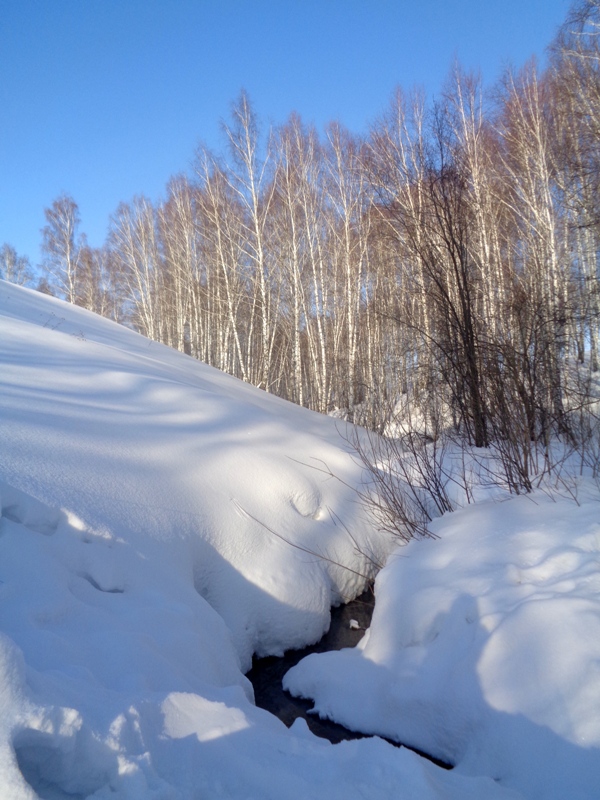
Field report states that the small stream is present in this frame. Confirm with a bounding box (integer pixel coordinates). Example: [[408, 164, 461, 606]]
[[246, 588, 451, 769], [247, 588, 375, 744]]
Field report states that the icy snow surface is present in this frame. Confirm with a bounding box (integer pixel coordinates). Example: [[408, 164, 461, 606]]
[[0, 281, 519, 798]]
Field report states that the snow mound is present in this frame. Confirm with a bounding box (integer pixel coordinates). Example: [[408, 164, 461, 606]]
[[285, 483, 600, 799]]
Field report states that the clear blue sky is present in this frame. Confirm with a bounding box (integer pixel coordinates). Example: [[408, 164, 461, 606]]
[[1, 0, 572, 271]]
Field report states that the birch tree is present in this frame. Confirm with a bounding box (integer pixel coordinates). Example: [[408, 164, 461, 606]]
[[0, 244, 33, 286], [222, 92, 277, 390], [41, 194, 83, 304]]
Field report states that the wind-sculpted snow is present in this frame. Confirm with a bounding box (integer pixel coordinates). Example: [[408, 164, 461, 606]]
[[0, 281, 520, 798]]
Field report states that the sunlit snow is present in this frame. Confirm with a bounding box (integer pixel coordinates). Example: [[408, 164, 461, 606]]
[[1, 280, 598, 798]]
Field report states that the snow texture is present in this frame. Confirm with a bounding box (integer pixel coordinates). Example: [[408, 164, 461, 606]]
[[0, 281, 519, 798]]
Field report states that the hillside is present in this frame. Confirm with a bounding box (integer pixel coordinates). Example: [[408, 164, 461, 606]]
[[0, 281, 518, 799]]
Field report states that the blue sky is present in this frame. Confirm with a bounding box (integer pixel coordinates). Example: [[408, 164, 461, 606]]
[[1, 0, 572, 270]]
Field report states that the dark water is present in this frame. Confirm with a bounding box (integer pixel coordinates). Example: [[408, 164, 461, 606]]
[[246, 588, 452, 769], [247, 589, 375, 743]]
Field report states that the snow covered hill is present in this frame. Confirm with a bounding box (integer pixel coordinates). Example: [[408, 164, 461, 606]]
[[0, 281, 520, 799], [0, 281, 392, 671]]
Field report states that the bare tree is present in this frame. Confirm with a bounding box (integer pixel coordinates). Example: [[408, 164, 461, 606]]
[[0, 243, 33, 286], [222, 91, 278, 391], [109, 197, 163, 342], [41, 194, 83, 303]]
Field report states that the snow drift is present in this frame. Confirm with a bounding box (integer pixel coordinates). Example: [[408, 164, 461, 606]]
[[285, 472, 600, 799]]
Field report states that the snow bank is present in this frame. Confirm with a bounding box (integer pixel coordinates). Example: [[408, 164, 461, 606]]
[[285, 481, 600, 799], [0, 281, 517, 798]]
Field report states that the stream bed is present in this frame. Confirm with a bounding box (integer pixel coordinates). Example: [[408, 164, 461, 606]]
[[247, 588, 375, 744], [246, 588, 451, 769]]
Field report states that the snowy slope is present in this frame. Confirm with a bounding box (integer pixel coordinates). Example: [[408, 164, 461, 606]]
[[0, 281, 390, 668], [0, 281, 518, 799]]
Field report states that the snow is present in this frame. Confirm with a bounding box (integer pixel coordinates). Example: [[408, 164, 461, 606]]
[[0, 280, 520, 798], [0, 282, 388, 670], [284, 483, 600, 799]]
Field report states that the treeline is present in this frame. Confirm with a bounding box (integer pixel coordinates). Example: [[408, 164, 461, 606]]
[[11, 2, 600, 469]]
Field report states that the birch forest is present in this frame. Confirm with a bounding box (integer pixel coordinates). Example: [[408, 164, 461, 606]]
[[15, 2, 600, 490]]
